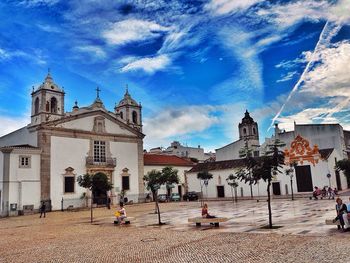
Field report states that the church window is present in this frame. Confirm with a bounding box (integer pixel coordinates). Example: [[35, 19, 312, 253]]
[[253, 128, 256, 135], [19, 156, 31, 168], [132, 111, 137, 124], [50, 97, 58, 113], [243, 128, 247, 135], [120, 112, 123, 119], [64, 176, 75, 193], [34, 98, 39, 114], [46, 101, 50, 112], [94, 141, 106, 163], [122, 176, 130, 190]]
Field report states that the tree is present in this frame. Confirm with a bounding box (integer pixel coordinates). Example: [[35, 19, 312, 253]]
[[143, 167, 179, 225], [197, 170, 213, 207], [237, 138, 285, 229], [226, 174, 239, 203], [237, 140, 258, 199], [335, 159, 350, 188], [77, 172, 113, 223]]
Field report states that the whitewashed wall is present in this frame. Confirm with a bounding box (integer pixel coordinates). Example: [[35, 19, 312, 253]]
[[144, 165, 191, 195], [50, 136, 90, 210], [110, 141, 139, 202]]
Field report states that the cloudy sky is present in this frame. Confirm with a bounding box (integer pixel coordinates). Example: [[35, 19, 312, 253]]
[[0, 0, 350, 151]]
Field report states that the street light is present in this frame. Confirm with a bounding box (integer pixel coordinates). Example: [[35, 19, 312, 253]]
[[327, 173, 331, 188]]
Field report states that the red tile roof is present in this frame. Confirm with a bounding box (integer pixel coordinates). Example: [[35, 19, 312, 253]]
[[144, 154, 194, 167]]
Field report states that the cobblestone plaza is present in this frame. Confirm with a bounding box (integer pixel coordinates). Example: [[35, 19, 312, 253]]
[[1, 198, 350, 263]]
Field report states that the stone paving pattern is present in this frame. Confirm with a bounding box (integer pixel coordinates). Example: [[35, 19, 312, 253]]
[[0, 197, 350, 263]]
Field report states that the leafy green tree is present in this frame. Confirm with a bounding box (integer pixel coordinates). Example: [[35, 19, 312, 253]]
[[335, 159, 350, 188], [237, 139, 285, 228], [143, 167, 179, 225], [77, 172, 113, 223], [197, 170, 213, 206], [226, 174, 239, 203]]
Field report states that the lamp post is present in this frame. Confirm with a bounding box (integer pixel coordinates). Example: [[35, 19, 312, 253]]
[[290, 173, 294, 201], [327, 173, 331, 188]]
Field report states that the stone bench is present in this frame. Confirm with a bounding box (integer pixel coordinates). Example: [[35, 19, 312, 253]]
[[188, 217, 229, 227], [114, 217, 135, 225]]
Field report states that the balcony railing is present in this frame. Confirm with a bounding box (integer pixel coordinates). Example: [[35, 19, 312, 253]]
[[86, 156, 116, 167]]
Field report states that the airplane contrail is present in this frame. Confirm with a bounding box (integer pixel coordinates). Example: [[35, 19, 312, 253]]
[[268, 21, 342, 131]]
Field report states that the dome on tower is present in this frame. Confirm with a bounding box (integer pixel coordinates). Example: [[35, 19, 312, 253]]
[[241, 110, 254, 124], [117, 87, 138, 107], [37, 71, 63, 92]]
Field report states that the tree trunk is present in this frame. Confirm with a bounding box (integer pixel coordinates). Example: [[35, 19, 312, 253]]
[[267, 179, 272, 228], [153, 190, 162, 225], [231, 186, 234, 204], [90, 192, 93, 224], [152, 191, 157, 213]]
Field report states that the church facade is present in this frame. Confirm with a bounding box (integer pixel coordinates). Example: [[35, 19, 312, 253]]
[[186, 112, 350, 199], [0, 72, 144, 216]]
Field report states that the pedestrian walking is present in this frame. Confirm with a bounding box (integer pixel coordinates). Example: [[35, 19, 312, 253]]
[[39, 201, 46, 218]]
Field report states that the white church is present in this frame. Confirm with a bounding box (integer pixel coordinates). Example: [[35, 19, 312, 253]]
[[0, 72, 145, 216], [187, 111, 350, 199]]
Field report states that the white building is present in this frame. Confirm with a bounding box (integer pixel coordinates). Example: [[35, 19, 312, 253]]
[[0, 72, 145, 216], [144, 154, 194, 198], [216, 110, 260, 161], [186, 114, 350, 199], [150, 141, 214, 162]]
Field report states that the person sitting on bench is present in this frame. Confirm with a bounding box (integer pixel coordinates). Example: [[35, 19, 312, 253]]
[[116, 203, 127, 224], [202, 203, 216, 219], [333, 198, 348, 230]]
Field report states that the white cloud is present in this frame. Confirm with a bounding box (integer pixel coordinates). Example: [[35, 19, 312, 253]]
[[276, 71, 298, 83], [37, 24, 61, 33], [19, 0, 60, 7], [75, 46, 106, 59], [120, 54, 171, 74], [143, 105, 219, 142], [102, 19, 170, 45], [205, 0, 261, 15]]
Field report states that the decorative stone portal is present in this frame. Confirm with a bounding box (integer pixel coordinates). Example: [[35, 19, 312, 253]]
[[284, 135, 321, 166]]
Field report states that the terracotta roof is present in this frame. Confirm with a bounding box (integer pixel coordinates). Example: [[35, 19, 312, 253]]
[[319, 148, 334, 160], [144, 154, 194, 167]]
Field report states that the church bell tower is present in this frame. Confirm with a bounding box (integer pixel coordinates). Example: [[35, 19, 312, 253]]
[[30, 70, 65, 126], [238, 110, 259, 141]]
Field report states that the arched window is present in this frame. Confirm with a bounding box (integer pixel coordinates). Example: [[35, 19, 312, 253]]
[[34, 98, 39, 114], [50, 97, 57, 113], [132, 111, 137, 124], [46, 101, 50, 112], [120, 111, 123, 119], [243, 128, 247, 135], [253, 128, 256, 135]]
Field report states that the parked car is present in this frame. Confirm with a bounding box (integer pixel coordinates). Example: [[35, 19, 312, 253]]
[[183, 191, 199, 201], [170, 193, 181, 202], [157, 194, 168, 202]]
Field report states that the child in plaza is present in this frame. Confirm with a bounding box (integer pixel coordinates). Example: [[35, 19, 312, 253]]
[[115, 203, 127, 224], [202, 203, 216, 218]]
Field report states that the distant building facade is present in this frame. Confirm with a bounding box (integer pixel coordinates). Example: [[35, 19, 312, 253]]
[[186, 112, 350, 199], [144, 154, 194, 198]]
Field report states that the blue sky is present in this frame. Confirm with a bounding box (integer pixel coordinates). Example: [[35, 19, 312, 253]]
[[0, 0, 350, 151]]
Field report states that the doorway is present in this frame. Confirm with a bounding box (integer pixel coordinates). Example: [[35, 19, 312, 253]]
[[272, 182, 281, 195], [217, 186, 225, 198], [335, 170, 342, 190], [295, 165, 313, 192]]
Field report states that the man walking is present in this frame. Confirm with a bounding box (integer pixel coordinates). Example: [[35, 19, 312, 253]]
[[39, 201, 46, 218]]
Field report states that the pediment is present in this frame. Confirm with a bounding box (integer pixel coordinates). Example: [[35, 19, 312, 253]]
[[46, 111, 142, 137]]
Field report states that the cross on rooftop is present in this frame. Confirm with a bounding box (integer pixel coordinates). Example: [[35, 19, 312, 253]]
[[96, 86, 101, 98]]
